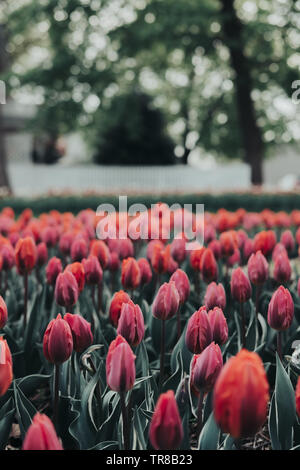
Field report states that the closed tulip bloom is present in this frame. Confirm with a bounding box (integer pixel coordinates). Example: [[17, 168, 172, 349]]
[[66, 262, 85, 292], [170, 269, 190, 305], [296, 376, 300, 419], [185, 307, 213, 354], [54, 271, 79, 308], [190, 342, 223, 394], [273, 253, 291, 284], [15, 237, 37, 275], [82, 255, 103, 285], [226, 248, 241, 268], [117, 302, 145, 346], [208, 239, 222, 261], [214, 349, 269, 439], [167, 256, 178, 275], [90, 240, 110, 269], [0, 296, 8, 329], [267, 285, 294, 331], [280, 230, 294, 253], [46, 257, 63, 286], [0, 337, 13, 396], [149, 390, 183, 450], [23, 413, 63, 450], [121, 257, 141, 290], [220, 231, 236, 257], [36, 242, 48, 267], [71, 237, 88, 262], [1, 244, 15, 270], [190, 246, 205, 271], [109, 290, 132, 327], [253, 230, 276, 257], [106, 335, 136, 392], [272, 242, 288, 262], [231, 268, 252, 303], [43, 314, 73, 364], [151, 243, 170, 274], [152, 281, 180, 321], [208, 307, 228, 345], [64, 313, 93, 352], [243, 238, 254, 262], [118, 238, 134, 260], [59, 231, 74, 256], [146, 239, 164, 261], [41, 227, 59, 248], [200, 248, 218, 283], [170, 238, 186, 264], [137, 258, 152, 285], [247, 251, 268, 285], [108, 251, 120, 272], [204, 282, 226, 311]]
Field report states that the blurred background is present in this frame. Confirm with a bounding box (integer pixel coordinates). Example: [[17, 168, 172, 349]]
[[0, 0, 300, 197]]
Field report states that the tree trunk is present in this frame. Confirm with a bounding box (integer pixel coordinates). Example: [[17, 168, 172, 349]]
[[0, 25, 11, 194], [220, 0, 264, 185]]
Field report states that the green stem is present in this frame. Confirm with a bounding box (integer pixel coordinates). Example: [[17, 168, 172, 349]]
[[159, 319, 166, 391], [53, 364, 60, 431], [23, 272, 28, 328], [119, 391, 130, 450], [240, 302, 246, 349], [196, 390, 204, 440], [277, 331, 283, 362]]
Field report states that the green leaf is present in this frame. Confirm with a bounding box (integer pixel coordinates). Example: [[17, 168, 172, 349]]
[[0, 398, 15, 449], [13, 381, 37, 439], [198, 411, 220, 450]]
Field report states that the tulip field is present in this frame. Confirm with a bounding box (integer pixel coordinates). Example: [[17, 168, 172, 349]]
[[1, 204, 300, 451]]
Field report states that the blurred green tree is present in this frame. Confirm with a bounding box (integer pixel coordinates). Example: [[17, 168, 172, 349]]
[[2, 0, 300, 184]]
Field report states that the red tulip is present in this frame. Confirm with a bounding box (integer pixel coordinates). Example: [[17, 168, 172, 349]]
[[59, 231, 74, 256], [190, 342, 223, 394], [149, 390, 183, 450], [214, 349, 269, 438], [41, 227, 59, 248], [189, 246, 205, 271], [46, 257, 63, 286], [106, 335, 136, 392], [253, 230, 276, 257], [272, 242, 288, 262], [71, 237, 88, 262], [247, 251, 268, 285], [151, 243, 170, 274], [200, 248, 218, 283], [152, 281, 180, 321], [0, 337, 13, 396], [64, 313, 93, 352], [208, 240, 222, 261], [108, 252, 120, 272], [23, 413, 63, 450], [0, 296, 8, 329], [185, 307, 212, 354], [36, 242, 48, 267], [267, 285, 294, 331], [121, 257, 141, 290], [1, 244, 15, 270], [208, 307, 228, 345], [137, 258, 152, 285], [204, 282, 226, 311], [280, 230, 294, 253], [243, 238, 254, 262], [118, 238, 134, 260], [230, 267, 252, 303], [220, 231, 236, 257], [65, 262, 85, 292], [15, 237, 37, 275], [90, 240, 110, 269], [43, 314, 73, 364], [109, 290, 132, 327], [54, 271, 79, 308], [82, 255, 103, 285], [273, 253, 291, 284], [117, 302, 145, 346], [170, 238, 186, 264], [170, 269, 190, 305]]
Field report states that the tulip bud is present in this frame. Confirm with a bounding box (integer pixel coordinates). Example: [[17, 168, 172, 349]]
[[46, 257, 63, 286], [200, 248, 218, 283], [208, 307, 228, 345], [106, 335, 136, 392], [54, 271, 79, 308], [121, 257, 141, 290], [59, 231, 74, 256], [0, 337, 13, 396], [109, 290, 132, 327], [204, 282, 226, 311], [23, 413, 63, 450], [190, 342, 223, 394], [82, 255, 103, 285], [231, 267, 252, 303], [273, 253, 291, 284], [253, 230, 276, 257], [243, 238, 254, 262], [152, 281, 180, 321], [71, 237, 88, 262], [149, 390, 183, 450], [137, 258, 152, 285], [151, 243, 170, 274], [64, 313, 93, 352], [296, 376, 300, 419], [272, 242, 288, 262], [41, 227, 59, 248], [185, 307, 212, 354], [267, 285, 294, 331], [66, 262, 85, 292], [247, 251, 268, 285], [213, 349, 269, 438], [170, 238, 186, 264], [43, 314, 73, 364], [90, 240, 110, 269], [146, 239, 164, 261], [1, 244, 15, 271], [220, 231, 236, 257], [117, 302, 145, 346], [280, 230, 294, 253], [36, 242, 48, 267], [108, 251, 120, 272], [0, 296, 8, 329], [167, 256, 178, 275], [15, 237, 37, 275], [189, 246, 205, 271], [170, 269, 190, 305], [208, 240, 222, 261]]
